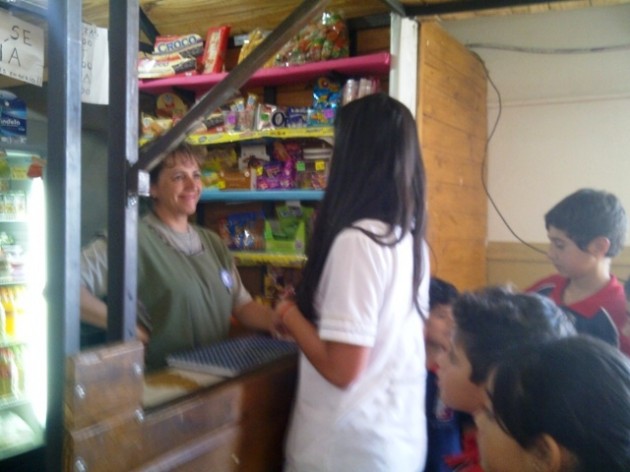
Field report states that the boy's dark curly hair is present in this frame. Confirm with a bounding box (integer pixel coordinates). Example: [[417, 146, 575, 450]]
[[453, 285, 576, 384], [545, 188, 627, 257]]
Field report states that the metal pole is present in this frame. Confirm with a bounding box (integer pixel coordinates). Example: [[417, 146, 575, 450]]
[[46, 0, 82, 469], [107, 0, 140, 343]]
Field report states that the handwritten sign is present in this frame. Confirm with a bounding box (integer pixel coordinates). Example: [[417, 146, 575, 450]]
[[82, 23, 109, 105], [0, 10, 44, 86]]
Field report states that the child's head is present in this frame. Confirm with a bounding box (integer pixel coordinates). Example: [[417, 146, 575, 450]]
[[475, 336, 630, 472], [325, 92, 425, 230], [425, 278, 459, 366], [544, 188, 627, 257], [437, 286, 575, 413]]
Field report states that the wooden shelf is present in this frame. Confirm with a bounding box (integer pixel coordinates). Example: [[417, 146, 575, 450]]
[[200, 189, 323, 202], [139, 52, 391, 95], [187, 126, 333, 145], [231, 252, 307, 268]]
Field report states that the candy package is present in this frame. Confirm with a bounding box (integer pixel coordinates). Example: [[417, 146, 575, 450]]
[[202, 26, 230, 74], [274, 11, 349, 66]]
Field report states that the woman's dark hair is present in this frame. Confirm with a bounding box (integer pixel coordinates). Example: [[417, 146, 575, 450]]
[[544, 188, 627, 257], [296, 93, 427, 322], [491, 336, 630, 472], [149, 142, 202, 185], [453, 285, 575, 384]]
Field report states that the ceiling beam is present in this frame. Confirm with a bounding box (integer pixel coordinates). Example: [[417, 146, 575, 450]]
[[378, 0, 407, 16], [139, 6, 160, 44], [405, 0, 569, 16]]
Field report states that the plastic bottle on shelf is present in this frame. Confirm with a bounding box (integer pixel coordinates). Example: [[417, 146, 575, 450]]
[[0, 347, 14, 397], [1, 287, 15, 337], [0, 299, 5, 338]]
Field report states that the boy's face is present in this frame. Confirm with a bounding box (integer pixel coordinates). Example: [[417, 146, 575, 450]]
[[425, 303, 455, 351], [435, 333, 487, 414], [474, 379, 541, 472], [546, 225, 599, 279]]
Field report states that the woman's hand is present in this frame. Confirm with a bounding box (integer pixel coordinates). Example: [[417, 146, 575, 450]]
[[136, 324, 150, 346]]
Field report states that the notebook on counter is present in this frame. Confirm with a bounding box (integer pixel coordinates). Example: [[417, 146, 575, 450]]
[[166, 335, 298, 378]]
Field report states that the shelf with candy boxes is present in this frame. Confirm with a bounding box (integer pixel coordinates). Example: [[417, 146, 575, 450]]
[[196, 134, 333, 196], [140, 70, 381, 148], [218, 202, 315, 259]]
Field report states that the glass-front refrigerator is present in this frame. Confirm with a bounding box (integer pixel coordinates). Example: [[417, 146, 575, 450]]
[[0, 147, 47, 465]]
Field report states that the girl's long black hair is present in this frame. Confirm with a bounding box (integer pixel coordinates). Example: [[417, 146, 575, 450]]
[[296, 93, 427, 323]]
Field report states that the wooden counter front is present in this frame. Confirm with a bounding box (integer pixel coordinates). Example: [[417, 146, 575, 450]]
[[64, 340, 297, 471]]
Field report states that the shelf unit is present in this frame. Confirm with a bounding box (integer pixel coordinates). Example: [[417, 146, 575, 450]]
[[141, 53, 391, 277], [186, 126, 333, 146], [200, 189, 323, 202], [139, 52, 391, 96], [231, 251, 307, 268]]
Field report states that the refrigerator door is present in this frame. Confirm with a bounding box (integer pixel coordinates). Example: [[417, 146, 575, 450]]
[[0, 149, 47, 462]]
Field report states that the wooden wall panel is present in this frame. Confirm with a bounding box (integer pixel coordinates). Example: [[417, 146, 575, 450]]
[[428, 241, 487, 291], [487, 242, 630, 291], [418, 21, 488, 291]]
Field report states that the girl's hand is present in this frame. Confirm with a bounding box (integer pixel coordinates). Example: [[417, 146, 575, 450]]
[[273, 300, 296, 339]]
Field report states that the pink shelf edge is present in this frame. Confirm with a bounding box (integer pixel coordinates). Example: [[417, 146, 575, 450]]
[[139, 52, 391, 94]]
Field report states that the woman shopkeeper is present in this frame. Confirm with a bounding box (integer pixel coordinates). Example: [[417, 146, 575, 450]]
[[79, 143, 276, 370]]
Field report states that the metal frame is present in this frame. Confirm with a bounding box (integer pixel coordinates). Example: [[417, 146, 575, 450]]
[[406, 0, 567, 16], [107, 2, 140, 343], [46, 1, 82, 470]]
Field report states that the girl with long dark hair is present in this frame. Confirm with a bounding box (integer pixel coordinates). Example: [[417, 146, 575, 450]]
[[274, 93, 430, 471]]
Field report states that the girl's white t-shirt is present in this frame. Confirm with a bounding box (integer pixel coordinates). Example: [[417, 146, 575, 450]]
[[284, 219, 429, 472]]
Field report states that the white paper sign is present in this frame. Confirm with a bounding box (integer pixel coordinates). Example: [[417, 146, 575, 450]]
[[0, 10, 44, 86], [82, 23, 109, 105]]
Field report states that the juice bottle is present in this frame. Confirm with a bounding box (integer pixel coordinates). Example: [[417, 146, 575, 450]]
[[0, 299, 5, 338], [1, 287, 15, 337]]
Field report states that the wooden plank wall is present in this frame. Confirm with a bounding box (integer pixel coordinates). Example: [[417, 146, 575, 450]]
[[417, 21, 488, 291], [487, 242, 630, 290]]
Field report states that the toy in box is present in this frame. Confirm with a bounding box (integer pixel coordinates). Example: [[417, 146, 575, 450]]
[[264, 220, 305, 255]]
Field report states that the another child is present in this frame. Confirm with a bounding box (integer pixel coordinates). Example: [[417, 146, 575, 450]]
[[526, 188, 629, 355], [274, 94, 430, 471], [424, 277, 468, 472], [475, 335, 630, 472], [436, 285, 576, 471]]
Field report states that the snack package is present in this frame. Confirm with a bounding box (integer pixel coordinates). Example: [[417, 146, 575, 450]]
[[238, 28, 275, 68], [312, 76, 342, 109], [153, 34, 204, 59], [156, 92, 189, 119], [220, 211, 265, 250], [274, 10, 349, 66], [138, 51, 197, 79], [140, 113, 173, 140], [202, 26, 230, 74]]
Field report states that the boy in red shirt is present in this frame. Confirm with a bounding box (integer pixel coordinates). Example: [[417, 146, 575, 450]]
[[527, 188, 630, 355]]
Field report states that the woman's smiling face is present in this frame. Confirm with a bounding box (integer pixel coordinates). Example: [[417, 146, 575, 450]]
[[151, 153, 202, 223]]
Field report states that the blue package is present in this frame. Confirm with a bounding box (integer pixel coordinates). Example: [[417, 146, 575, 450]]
[[0, 90, 27, 144]]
